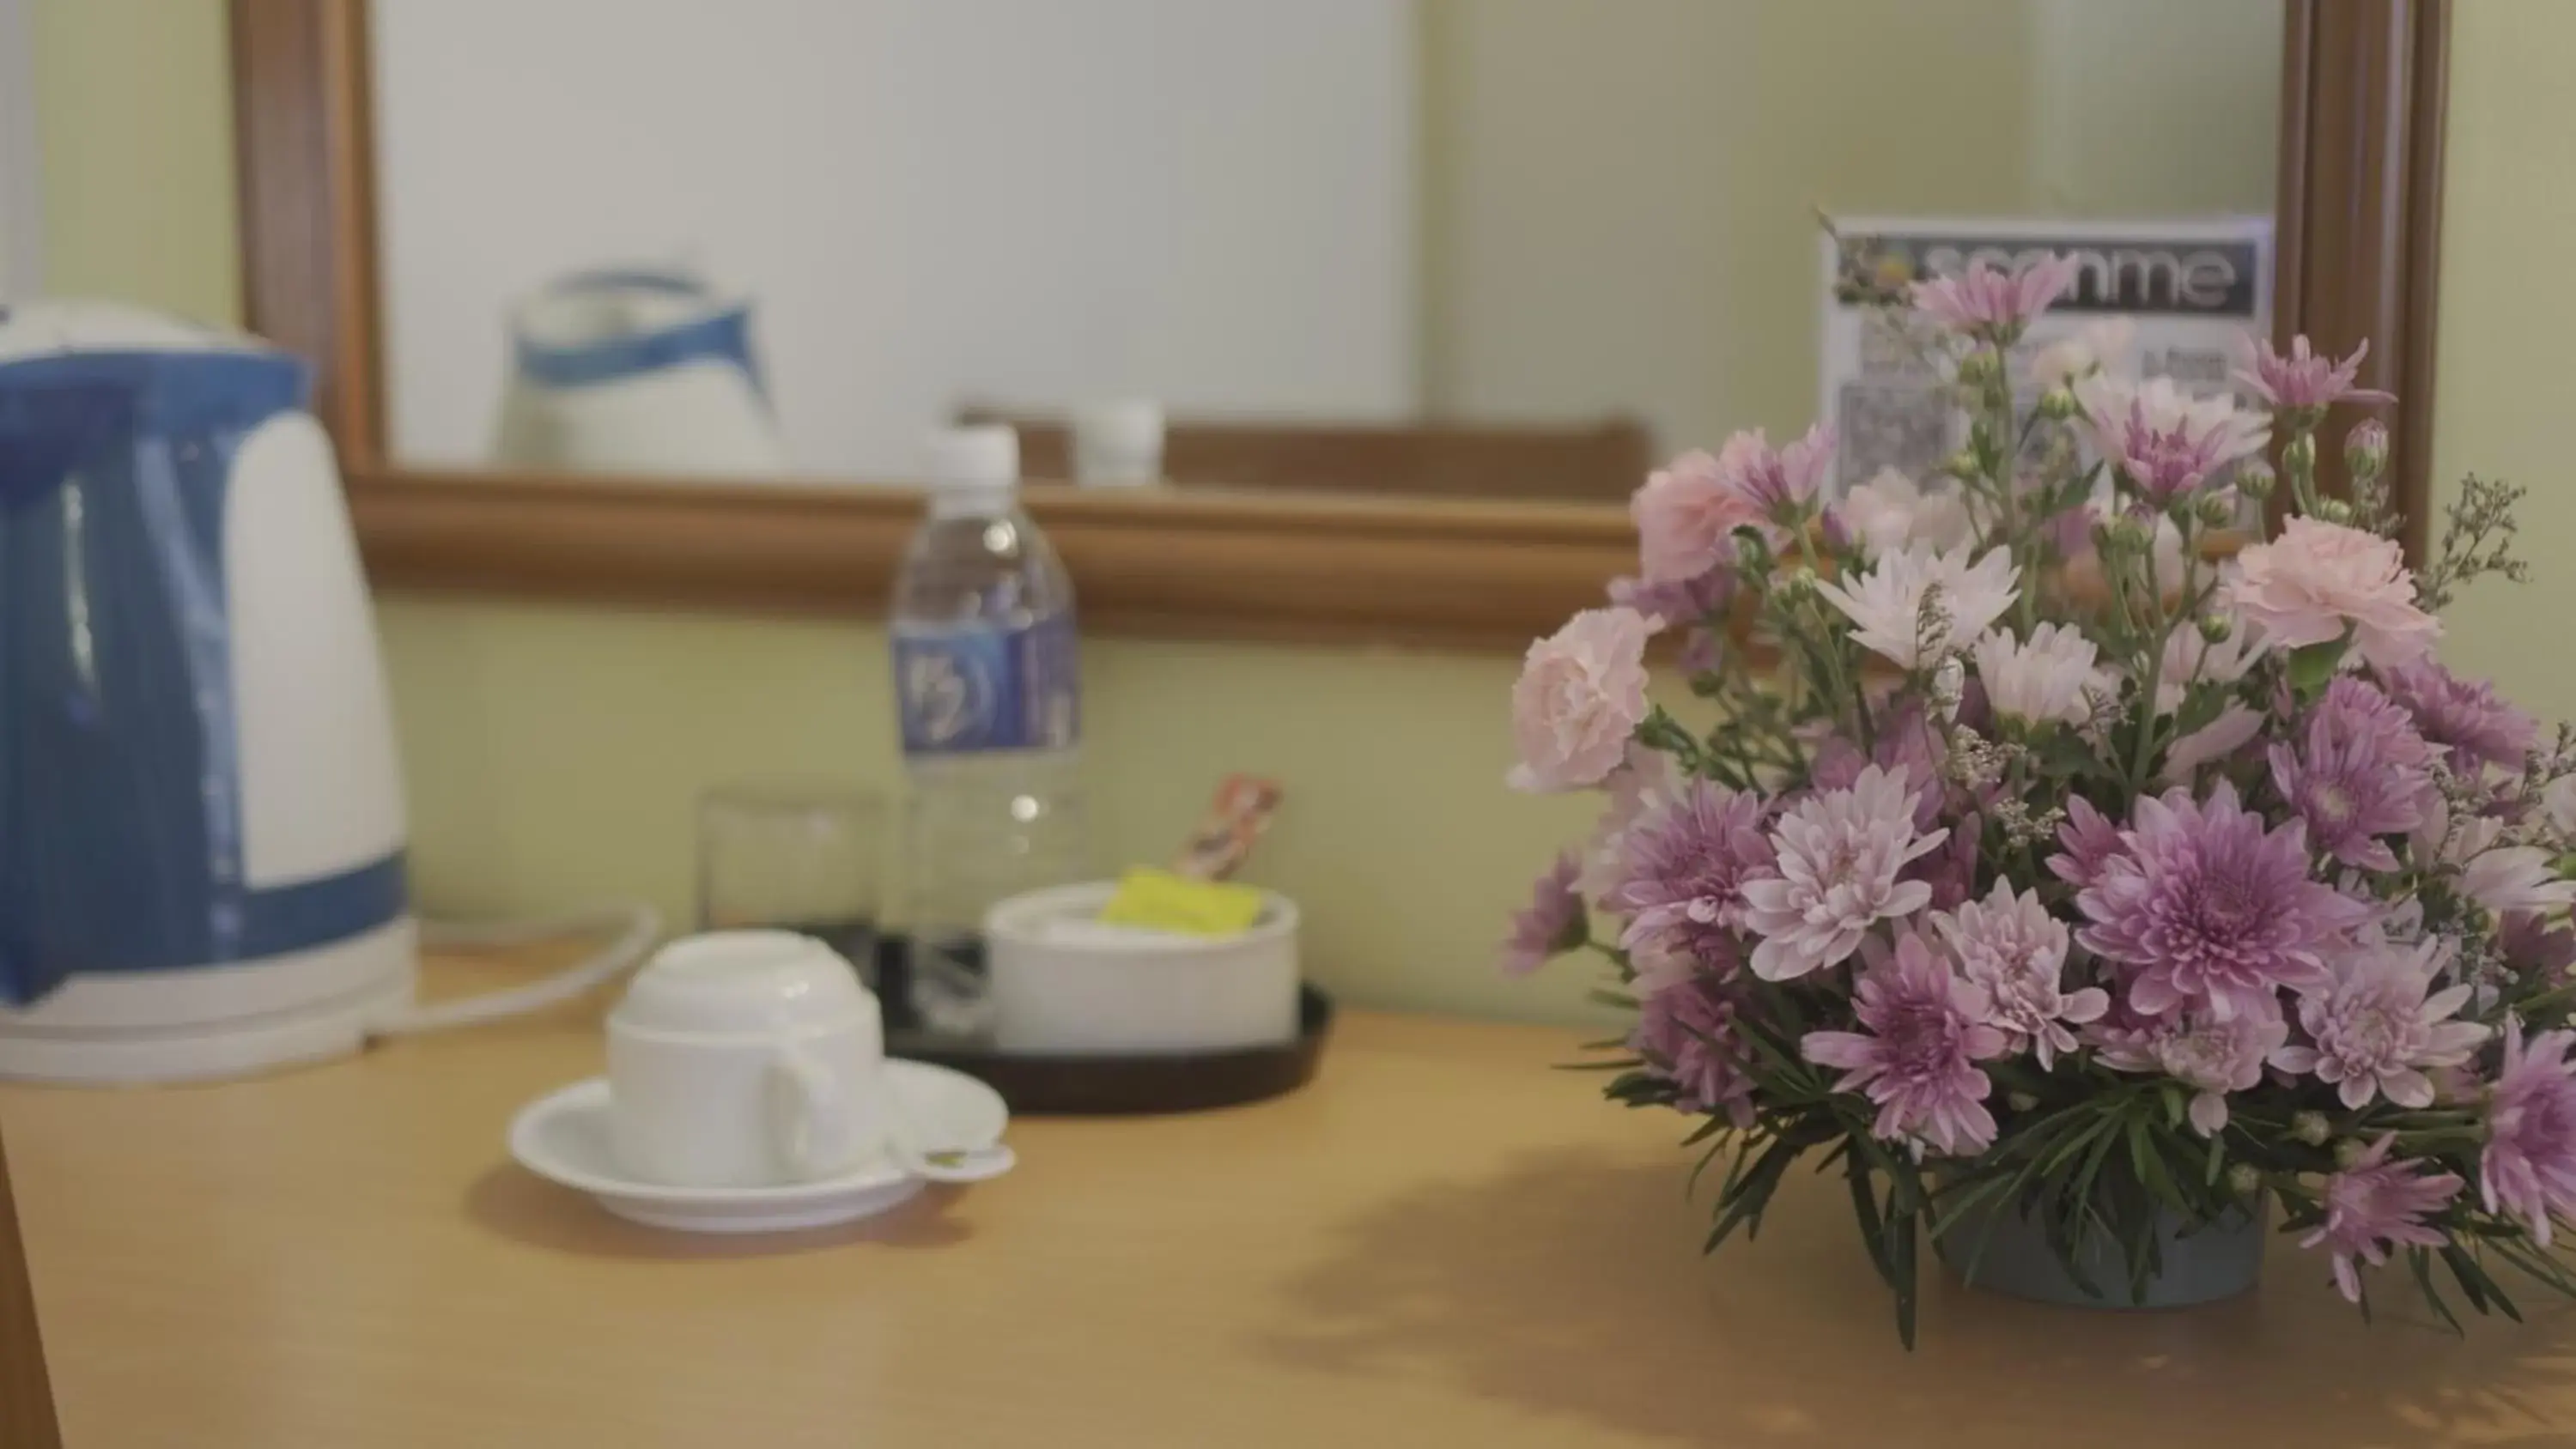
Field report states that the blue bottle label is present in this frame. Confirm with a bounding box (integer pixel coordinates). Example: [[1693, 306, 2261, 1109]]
[[893, 615, 1080, 755]]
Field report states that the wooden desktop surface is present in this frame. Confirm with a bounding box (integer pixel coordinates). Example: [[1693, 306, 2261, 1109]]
[[3, 952, 2573, 1447]]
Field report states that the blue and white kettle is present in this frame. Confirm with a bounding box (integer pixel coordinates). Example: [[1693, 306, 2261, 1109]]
[[493, 266, 788, 476], [0, 301, 422, 1082]]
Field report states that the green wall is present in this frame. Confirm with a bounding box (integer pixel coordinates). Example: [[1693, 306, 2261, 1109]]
[[27, 0, 2567, 1028]]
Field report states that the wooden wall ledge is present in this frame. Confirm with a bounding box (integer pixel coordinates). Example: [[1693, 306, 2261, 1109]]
[[349, 468, 1633, 652]]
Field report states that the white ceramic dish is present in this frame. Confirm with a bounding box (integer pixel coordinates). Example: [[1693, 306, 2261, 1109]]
[[983, 882, 1300, 1056], [508, 1060, 1007, 1234]]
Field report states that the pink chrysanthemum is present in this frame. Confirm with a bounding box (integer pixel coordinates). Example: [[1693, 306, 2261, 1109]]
[[2301, 1134, 2461, 1304], [2380, 658, 2540, 772], [2267, 677, 2436, 872], [2234, 334, 2397, 412], [1741, 765, 1949, 981], [2269, 936, 2486, 1109], [2073, 374, 2271, 502], [2094, 1005, 2287, 1136], [1601, 779, 1773, 973], [1801, 931, 2008, 1155], [2483, 1023, 2576, 1245], [1631, 974, 1758, 1126], [2073, 782, 2367, 1022], [1716, 423, 1835, 520], [1499, 852, 1586, 979], [1909, 254, 2081, 342], [1933, 882, 2107, 1069]]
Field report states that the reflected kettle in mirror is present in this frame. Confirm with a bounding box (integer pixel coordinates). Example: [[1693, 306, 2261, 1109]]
[[494, 267, 789, 477]]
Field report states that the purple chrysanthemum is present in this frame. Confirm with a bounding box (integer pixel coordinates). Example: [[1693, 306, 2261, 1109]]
[[2267, 677, 2436, 871], [2301, 1134, 2460, 1304], [1801, 931, 2008, 1155], [2483, 1022, 2576, 1245], [1608, 564, 1736, 633], [2269, 936, 2486, 1109], [2380, 659, 2539, 772], [2500, 911, 2576, 980], [2047, 796, 2125, 891], [2234, 334, 2396, 413], [1631, 974, 1758, 1126], [1601, 778, 1772, 973], [2074, 782, 2367, 1022], [1500, 852, 1586, 979], [1811, 698, 1947, 833]]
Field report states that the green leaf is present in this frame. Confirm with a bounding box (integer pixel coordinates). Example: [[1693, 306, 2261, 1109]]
[[2203, 1131, 2227, 1187], [1847, 1158, 1896, 1290], [1889, 1195, 1921, 1351], [2287, 638, 2346, 694], [2438, 1244, 2494, 1316], [2409, 1247, 2464, 1336]]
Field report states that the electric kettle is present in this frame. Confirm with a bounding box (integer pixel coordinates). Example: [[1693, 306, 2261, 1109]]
[[492, 266, 788, 476], [0, 301, 422, 1082]]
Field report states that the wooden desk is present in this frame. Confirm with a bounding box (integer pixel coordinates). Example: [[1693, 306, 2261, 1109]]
[[5, 956, 2575, 1447]]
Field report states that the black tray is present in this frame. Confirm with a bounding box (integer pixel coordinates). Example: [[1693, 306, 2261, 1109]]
[[887, 985, 1334, 1116]]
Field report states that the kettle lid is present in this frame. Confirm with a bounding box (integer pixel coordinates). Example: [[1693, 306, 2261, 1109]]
[[0, 300, 276, 367]]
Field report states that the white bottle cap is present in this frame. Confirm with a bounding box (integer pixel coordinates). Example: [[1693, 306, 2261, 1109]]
[[926, 424, 1019, 486], [1071, 400, 1165, 487]]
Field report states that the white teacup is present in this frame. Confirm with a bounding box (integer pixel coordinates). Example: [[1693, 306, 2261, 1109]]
[[607, 931, 884, 1188]]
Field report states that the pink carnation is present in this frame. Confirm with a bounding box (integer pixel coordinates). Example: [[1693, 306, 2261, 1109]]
[[2225, 517, 2440, 670], [1509, 608, 1656, 793]]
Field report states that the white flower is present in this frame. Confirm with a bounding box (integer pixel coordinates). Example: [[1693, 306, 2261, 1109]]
[[2158, 704, 2264, 784], [2154, 618, 2267, 715], [2028, 318, 2136, 391], [2270, 936, 2487, 1110], [1741, 765, 1948, 981], [1932, 882, 2106, 1068], [1814, 543, 2020, 670], [2410, 797, 2576, 915], [2460, 846, 2576, 919], [1972, 622, 2101, 727], [2548, 775, 2576, 846], [1837, 470, 1974, 560]]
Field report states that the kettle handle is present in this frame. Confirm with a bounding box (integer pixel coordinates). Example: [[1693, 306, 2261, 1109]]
[[372, 903, 662, 1036]]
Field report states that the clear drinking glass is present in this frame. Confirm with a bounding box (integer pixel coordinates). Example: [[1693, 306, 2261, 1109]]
[[696, 781, 886, 987]]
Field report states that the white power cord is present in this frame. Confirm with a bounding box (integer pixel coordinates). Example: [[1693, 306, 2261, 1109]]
[[374, 902, 663, 1036]]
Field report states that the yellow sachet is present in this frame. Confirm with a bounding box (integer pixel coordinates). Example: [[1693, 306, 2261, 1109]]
[[1096, 867, 1267, 937]]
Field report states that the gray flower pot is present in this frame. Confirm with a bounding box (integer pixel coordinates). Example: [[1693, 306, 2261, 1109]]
[[1934, 1194, 2267, 1309]]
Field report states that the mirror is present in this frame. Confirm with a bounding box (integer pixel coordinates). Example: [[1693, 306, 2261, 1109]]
[[368, 0, 2284, 504]]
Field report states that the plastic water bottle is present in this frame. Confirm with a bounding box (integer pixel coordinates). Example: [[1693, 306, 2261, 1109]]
[[890, 426, 1085, 1033]]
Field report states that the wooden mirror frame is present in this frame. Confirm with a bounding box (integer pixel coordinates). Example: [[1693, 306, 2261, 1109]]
[[224, 0, 2447, 651]]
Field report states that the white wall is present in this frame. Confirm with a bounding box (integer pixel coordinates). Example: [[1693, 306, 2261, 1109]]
[[372, 0, 1417, 479]]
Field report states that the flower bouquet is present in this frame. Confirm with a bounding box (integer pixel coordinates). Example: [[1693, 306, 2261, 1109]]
[[1502, 251, 2575, 1345]]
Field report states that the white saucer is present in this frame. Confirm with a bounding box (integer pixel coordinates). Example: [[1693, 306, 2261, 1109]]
[[507, 1060, 1010, 1234]]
